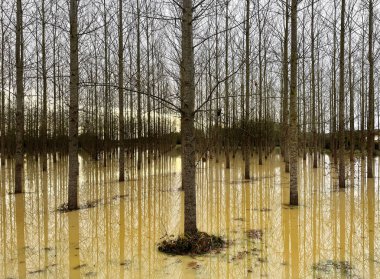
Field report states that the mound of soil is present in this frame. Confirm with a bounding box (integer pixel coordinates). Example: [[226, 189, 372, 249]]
[[157, 231, 225, 255]]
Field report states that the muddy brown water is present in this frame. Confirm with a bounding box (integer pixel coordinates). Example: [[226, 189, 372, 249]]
[[0, 151, 379, 278]]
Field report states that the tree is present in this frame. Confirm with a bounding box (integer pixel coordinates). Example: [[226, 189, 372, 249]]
[[289, 0, 298, 205], [118, 0, 125, 181], [181, 0, 197, 235], [224, 0, 230, 169], [0, 0, 5, 167], [15, 0, 24, 193], [311, 0, 317, 168], [367, 0, 374, 178], [338, 0, 345, 188], [41, 0, 48, 171], [282, 0, 290, 173], [68, 0, 79, 210], [244, 0, 250, 180]]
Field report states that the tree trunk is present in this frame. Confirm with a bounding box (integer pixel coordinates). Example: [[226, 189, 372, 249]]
[[244, 0, 250, 180], [338, 0, 345, 188], [224, 0, 230, 169], [68, 0, 79, 210], [118, 0, 125, 181], [367, 0, 374, 178], [15, 0, 24, 193], [282, 0, 289, 173], [41, 0, 48, 171], [137, 0, 142, 170], [181, 0, 197, 235], [1, 2, 5, 166], [311, 0, 317, 168], [289, 0, 298, 206]]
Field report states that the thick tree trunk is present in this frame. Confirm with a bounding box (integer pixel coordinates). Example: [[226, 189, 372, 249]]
[[181, 0, 197, 235], [15, 0, 24, 193], [338, 0, 345, 188], [68, 0, 79, 210], [289, 0, 298, 206]]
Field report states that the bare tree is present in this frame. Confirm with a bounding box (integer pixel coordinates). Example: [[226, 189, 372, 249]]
[[68, 0, 79, 210], [181, 0, 197, 235], [289, 0, 298, 206], [118, 0, 125, 181], [15, 0, 24, 193], [367, 0, 374, 178], [338, 0, 345, 188]]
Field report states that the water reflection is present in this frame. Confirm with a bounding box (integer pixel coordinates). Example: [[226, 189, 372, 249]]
[[0, 151, 379, 278]]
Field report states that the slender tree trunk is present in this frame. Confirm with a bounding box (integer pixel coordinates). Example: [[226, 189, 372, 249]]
[[224, 0, 230, 169], [137, 0, 142, 170], [1, 1, 5, 166], [289, 0, 298, 206], [68, 0, 79, 210], [41, 0, 48, 171], [118, 0, 125, 181], [367, 0, 374, 178], [15, 0, 24, 193], [52, 3, 58, 163], [258, 3, 263, 166], [282, 0, 289, 172], [349, 27, 354, 162], [311, 0, 317, 168], [103, 0, 109, 167], [338, 0, 345, 188], [332, 1, 337, 165], [244, 0, 250, 180], [181, 0, 197, 235]]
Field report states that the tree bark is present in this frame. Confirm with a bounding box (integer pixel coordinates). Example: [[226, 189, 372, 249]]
[[289, 0, 298, 206], [367, 0, 374, 178], [181, 0, 197, 235], [282, 0, 289, 173], [224, 0, 230, 169], [68, 0, 79, 210], [41, 0, 48, 171], [244, 0, 250, 180], [118, 0, 125, 181], [15, 0, 24, 193], [338, 0, 345, 188]]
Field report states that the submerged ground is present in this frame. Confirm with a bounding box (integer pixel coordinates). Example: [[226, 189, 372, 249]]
[[0, 150, 379, 278]]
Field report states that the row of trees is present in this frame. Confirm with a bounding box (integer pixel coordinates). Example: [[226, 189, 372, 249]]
[[1, 0, 379, 234]]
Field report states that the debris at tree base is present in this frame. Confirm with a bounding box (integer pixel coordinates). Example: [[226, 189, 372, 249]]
[[157, 232, 225, 255], [57, 200, 99, 212], [313, 260, 354, 276], [246, 229, 263, 240]]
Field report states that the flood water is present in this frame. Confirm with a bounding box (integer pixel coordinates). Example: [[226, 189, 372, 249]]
[[0, 150, 379, 278]]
